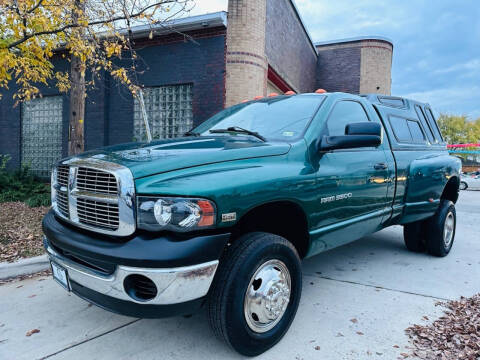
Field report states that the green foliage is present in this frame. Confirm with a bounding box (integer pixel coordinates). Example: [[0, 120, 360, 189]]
[[0, 155, 51, 207], [437, 114, 480, 144]]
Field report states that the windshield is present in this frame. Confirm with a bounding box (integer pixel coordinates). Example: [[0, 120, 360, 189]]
[[192, 95, 325, 141]]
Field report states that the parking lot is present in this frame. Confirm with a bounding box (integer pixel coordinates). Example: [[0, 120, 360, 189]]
[[1, 190, 479, 360]]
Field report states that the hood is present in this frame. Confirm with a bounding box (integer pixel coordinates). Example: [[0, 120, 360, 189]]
[[71, 136, 291, 179]]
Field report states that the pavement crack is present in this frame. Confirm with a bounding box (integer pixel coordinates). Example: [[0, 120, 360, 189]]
[[38, 318, 141, 360], [304, 273, 451, 301]]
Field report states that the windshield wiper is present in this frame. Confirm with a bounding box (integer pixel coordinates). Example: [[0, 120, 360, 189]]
[[209, 126, 266, 142], [184, 131, 200, 137]]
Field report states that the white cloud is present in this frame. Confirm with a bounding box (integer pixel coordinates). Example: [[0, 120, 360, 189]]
[[435, 59, 480, 75], [188, 0, 227, 15], [402, 85, 480, 119]]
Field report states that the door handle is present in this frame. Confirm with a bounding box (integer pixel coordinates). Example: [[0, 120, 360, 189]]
[[374, 163, 388, 170]]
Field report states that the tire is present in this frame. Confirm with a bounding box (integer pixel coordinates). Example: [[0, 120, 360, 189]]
[[425, 200, 456, 257], [460, 181, 468, 190], [207, 232, 302, 357], [403, 221, 426, 252]]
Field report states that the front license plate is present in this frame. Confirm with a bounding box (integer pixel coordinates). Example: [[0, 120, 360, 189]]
[[51, 261, 70, 291]]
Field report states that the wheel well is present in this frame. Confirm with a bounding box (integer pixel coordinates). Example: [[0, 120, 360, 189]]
[[441, 176, 460, 203], [231, 201, 310, 258]]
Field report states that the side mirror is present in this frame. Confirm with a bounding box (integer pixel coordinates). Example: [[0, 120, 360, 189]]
[[319, 122, 382, 151], [345, 122, 382, 136]]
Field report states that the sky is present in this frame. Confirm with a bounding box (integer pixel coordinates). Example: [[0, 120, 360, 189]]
[[186, 0, 480, 120]]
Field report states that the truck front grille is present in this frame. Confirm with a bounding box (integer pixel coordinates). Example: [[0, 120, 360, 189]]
[[77, 198, 120, 230], [57, 165, 69, 187], [56, 165, 70, 217], [51, 161, 135, 236], [77, 167, 117, 195], [56, 191, 69, 217]]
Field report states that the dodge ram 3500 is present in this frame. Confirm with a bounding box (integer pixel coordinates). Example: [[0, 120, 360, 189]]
[[43, 92, 461, 356]]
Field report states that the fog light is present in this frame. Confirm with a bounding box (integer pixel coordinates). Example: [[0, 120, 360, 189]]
[[123, 274, 157, 302]]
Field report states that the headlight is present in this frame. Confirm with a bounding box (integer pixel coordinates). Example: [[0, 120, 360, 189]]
[[51, 166, 58, 209], [51, 166, 58, 186], [137, 196, 216, 232]]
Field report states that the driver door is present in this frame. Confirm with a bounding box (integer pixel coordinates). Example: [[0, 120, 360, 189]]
[[309, 99, 392, 253]]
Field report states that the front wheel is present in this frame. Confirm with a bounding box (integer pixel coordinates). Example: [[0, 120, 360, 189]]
[[207, 232, 302, 356], [460, 181, 468, 190]]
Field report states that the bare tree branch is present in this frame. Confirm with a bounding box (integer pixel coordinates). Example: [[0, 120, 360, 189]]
[[2, 0, 186, 50]]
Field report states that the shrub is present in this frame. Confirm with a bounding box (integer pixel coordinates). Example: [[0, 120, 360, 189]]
[[0, 155, 51, 207]]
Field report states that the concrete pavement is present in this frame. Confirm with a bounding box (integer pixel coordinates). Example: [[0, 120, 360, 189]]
[[1, 191, 479, 360]]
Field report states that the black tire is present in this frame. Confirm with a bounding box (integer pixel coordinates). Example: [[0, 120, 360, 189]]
[[403, 221, 426, 252], [460, 181, 468, 190], [425, 200, 456, 257], [207, 232, 302, 357]]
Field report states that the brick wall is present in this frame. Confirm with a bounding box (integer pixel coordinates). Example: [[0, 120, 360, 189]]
[[0, 29, 226, 169], [108, 30, 226, 144], [316, 38, 393, 95], [359, 40, 393, 95], [225, 0, 267, 107], [0, 56, 71, 170], [265, 0, 317, 93], [316, 43, 362, 93]]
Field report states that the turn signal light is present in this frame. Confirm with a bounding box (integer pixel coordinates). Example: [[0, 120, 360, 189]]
[[253, 95, 264, 100], [268, 92, 279, 97], [315, 89, 327, 94], [285, 91, 296, 95], [197, 200, 215, 226]]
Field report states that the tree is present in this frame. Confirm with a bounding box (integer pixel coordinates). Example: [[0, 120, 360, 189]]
[[437, 114, 480, 144], [0, 0, 194, 154]]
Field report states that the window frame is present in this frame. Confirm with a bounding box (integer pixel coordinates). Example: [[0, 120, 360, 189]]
[[414, 105, 435, 143], [319, 99, 385, 152], [388, 115, 428, 145], [406, 119, 427, 144], [21, 94, 64, 178], [324, 99, 372, 137], [133, 83, 194, 141], [424, 107, 444, 142]]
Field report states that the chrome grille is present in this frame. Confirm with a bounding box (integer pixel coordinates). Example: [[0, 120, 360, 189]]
[[56, 165, 70, 217], [56, 191, 69, 217], [51, 160, 135, 236], [57, 165, 69, 187], [77, 198, 120, 230], [77, 167, 117, 195]]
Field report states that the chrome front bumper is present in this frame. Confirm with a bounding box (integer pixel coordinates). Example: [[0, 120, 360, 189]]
[[44, 237, 219, 305]]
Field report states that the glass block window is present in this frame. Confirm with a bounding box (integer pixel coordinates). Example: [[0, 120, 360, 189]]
[[133, 84, 193, 141], [21, 96, 63, 178]]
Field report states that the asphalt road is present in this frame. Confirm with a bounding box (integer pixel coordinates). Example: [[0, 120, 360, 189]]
[[1, 191, 479, 360]]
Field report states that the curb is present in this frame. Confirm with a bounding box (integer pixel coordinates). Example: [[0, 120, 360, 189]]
[[0, 254, 49, 280]]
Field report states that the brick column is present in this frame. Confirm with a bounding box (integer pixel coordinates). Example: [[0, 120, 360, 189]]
[[225, 0, 267, 107], [359, 40, 393, 95]]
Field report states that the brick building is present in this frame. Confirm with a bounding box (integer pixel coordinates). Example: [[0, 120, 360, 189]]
[[0, 0, 393, 177]]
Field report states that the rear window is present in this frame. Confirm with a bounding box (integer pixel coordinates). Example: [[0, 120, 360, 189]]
[[389, 116, 411, 142], [389, 116, 428, 144], [424, 108, 444, 141], [414, 106, 435, 143], [407, 120, 426, 143]]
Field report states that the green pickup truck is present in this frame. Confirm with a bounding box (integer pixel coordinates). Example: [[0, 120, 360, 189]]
[[43, 92, 461, 356]]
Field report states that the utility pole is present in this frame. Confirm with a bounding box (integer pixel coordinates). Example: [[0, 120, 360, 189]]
[[68, 0, 86, 155]]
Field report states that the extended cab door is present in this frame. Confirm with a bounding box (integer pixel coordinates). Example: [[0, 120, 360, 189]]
[[308, 96, 393, 254]]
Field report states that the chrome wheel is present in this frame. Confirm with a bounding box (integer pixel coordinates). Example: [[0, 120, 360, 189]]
[[244, 259, 291, 333], [443, 211, 455, 248]]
